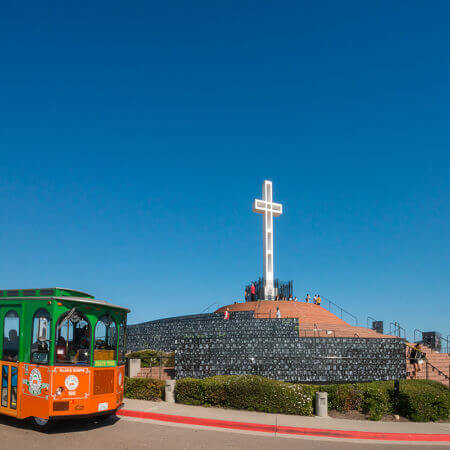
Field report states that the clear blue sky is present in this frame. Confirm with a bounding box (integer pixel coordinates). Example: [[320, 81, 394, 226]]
[[0, 1, 448, 340]]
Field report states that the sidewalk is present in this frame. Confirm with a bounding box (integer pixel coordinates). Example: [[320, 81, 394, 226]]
[[118, 399, 450, 442]]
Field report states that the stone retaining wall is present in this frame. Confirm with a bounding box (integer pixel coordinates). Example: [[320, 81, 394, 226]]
[[127, 311, 405, 383]]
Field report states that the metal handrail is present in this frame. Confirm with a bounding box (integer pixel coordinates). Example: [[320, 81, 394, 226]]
[[414, 328, 423, 343], [442, 335, 450, 354], [425, 361, 450, 388], [321, 296, 358, 326], [426, 361, 449, 380], [201, 302, 218, 314], [389, 322, 406, 339]]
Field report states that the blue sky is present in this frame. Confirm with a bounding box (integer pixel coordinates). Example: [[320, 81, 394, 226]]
[[0, 1, 449, 340]]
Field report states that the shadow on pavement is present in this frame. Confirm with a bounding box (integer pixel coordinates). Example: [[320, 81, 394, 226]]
[[0, 413, 121, 434]]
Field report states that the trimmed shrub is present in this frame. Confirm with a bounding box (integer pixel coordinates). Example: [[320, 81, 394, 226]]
[[361, 386, 392, 421], [124, 376, 165, 400], [176, 375, 316, 416], [125, 373, 449, 422], [320, 380, 449, 422], [319, 384, 363, 412], [396, 380, 450, 422], [126, 349, 175, 368], [175, 378, 206, 406], [318, 382, 393, 418]]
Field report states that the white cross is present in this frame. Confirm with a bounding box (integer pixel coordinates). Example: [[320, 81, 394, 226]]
[[252, 180, 283, 300]]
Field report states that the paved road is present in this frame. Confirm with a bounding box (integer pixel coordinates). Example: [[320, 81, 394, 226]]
[[0, 415, 448, 450]]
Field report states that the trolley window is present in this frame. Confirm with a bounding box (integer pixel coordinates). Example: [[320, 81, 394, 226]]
[[55, 309, 91, 365], [31, 309, 51, 364], [94, 315, 117, 366], [3, 310, 20, 362]]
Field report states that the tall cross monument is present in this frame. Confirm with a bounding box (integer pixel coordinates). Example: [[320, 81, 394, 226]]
[[252, 180, 283, 300]]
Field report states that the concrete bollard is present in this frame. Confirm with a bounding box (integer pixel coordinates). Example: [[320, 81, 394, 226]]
[[315, 391, 328, 417], [129, 358, 141, 378], [165, 380, 176, 403]]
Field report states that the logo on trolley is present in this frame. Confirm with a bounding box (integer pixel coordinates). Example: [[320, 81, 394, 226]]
[[65, 375, 79, 391], [28, 368, 43, 396]]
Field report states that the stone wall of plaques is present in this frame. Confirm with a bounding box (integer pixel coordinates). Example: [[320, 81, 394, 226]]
[[127, 311, 405, 383]]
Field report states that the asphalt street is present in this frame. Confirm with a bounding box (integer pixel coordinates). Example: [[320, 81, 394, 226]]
[[0, 414, 448, 450]]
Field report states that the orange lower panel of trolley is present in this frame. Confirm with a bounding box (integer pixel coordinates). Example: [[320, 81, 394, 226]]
[[19, 364, 124, 420]]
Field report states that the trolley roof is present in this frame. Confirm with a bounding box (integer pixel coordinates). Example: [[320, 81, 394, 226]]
[[0, 287, 130, 312]]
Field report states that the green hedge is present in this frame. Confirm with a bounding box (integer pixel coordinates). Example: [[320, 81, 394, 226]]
[[175, 375, 316, 416], [126, 349, 175, 368], [396, 380, 450, 422], [124, 377, 165, 400], [319, 380, 449, 422], [317, 381, 393, 420], [174, 377, 449, 422], [124, 374, 449, 422]]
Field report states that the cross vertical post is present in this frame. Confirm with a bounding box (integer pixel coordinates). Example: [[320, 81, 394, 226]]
[[253, 180, 283, 300]]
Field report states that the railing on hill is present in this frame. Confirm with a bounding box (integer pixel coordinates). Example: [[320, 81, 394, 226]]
[[413, 329, 422, 344], [366, 316, 385, 334], [425, 361, 450, 388], [414, 329, 449, 353], [321, 296, 358, 326], [201, 302, 218, 314], [245, 278, 293, 301], [389, 322, 407, 340]]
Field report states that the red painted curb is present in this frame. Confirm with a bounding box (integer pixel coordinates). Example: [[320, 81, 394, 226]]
[[117, 409, 450, 442]]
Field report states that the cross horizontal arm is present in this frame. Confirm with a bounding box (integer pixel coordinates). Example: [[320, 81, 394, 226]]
[[270, 202, 283, 216], [252, 199, 283, 216], [252, 199, 266, 213]]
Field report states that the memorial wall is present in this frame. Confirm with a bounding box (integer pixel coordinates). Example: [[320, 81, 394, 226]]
[[127, 311, 406, 383]]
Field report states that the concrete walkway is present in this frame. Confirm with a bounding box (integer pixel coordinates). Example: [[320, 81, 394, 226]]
[[120, 399, 450, 442]]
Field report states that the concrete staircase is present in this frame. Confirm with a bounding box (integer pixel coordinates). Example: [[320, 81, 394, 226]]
[[406, 343, 450, 387]]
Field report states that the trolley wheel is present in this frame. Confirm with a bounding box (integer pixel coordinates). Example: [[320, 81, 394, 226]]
[[30, 416, 53, 431]]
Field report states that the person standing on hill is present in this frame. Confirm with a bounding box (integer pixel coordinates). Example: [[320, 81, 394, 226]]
[[305, 294, 310, 303], [313, 295, 318, 304], [250, 283, 256, 301], [316, 295, 322, 306]]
